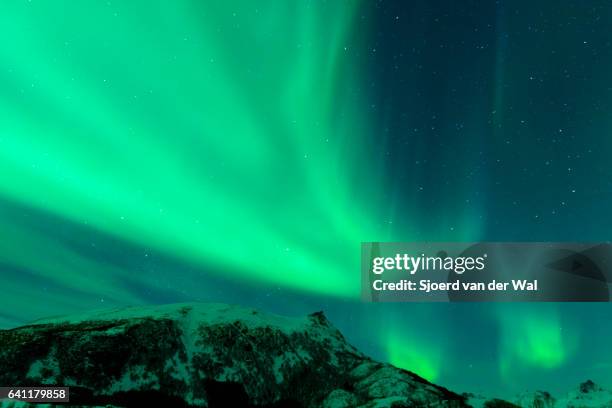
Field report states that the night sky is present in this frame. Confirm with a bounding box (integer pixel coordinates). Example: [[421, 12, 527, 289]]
[[1, 0, 612, 397]]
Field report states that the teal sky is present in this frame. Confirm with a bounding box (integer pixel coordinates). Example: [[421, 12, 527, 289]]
[[1, 0, 612, 397]]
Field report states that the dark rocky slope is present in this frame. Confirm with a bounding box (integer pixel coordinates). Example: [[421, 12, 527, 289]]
[[0, 303, 467, 408]]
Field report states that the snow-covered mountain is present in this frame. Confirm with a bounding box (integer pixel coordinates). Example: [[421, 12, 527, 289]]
[[465, 380, 612, 408], [0, 303, 467, 407]]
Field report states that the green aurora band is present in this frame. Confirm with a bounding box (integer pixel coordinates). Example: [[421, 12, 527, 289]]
[[0, 1, 389, 298]]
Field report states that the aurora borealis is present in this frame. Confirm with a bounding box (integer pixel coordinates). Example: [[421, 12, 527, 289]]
[[1, 0, 612, 397]]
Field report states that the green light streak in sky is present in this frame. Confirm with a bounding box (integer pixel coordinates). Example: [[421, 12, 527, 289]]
[[0, 1, 390, 298], [386, 331, 442, 382], [497, 305, 578, 382]]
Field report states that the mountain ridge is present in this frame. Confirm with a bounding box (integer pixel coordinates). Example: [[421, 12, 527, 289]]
[[0, 302, 466, 408]]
